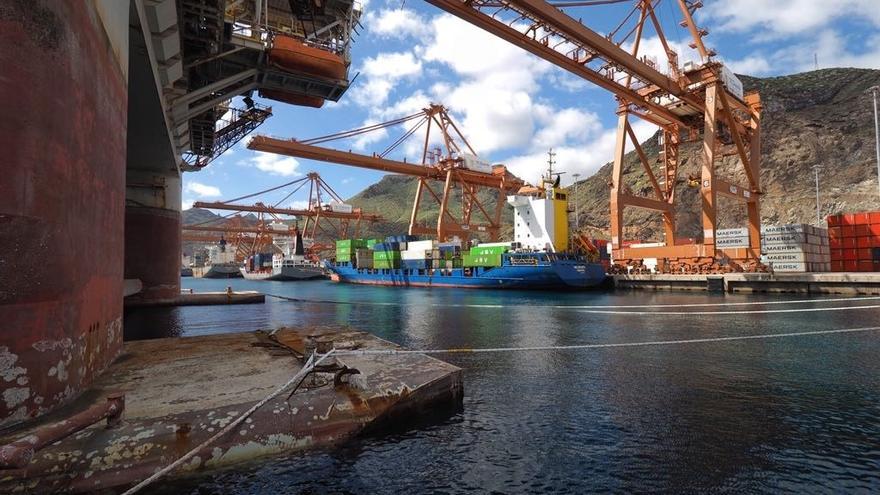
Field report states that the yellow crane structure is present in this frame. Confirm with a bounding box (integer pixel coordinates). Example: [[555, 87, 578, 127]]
[[423, 0, 762, 269]]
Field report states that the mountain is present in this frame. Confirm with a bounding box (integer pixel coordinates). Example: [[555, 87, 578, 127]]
[[346, 68, 880, 242]]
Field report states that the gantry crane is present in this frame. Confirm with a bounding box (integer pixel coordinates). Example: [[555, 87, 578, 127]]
[[424, 0, 762, 269], [191, 172, 381, 254], [248, 104, 525, 241], [182, 216, 280, 262]]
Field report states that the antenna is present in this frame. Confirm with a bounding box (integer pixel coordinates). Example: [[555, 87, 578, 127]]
[[814, 53, 818, 71], [547, 148, 556, 179]]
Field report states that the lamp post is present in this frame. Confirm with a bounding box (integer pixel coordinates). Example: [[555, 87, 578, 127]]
[[572, 173, 581, 231], [868, 86, 880, 197], [812, 163, 821, 225]]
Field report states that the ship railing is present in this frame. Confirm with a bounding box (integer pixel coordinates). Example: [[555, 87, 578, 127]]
[[509, 256, 539, 266]]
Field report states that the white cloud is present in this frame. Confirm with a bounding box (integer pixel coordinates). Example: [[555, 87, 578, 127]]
[[288, 200, 310, 210], [366, 8, 425, 40], [350, 51, 423, 106], [242, 151, 301, 177], [721, 55, 773, 76], [182, 198, 194, 210], [184, 181, 221, 197], [502, 119, 656, 183], [704, 0, 880, 37]]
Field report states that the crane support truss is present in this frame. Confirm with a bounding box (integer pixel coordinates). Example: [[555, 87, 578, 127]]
[[249, 104, 525, 241], [425, 0, 763, 266], [191, 172, 381, 252]]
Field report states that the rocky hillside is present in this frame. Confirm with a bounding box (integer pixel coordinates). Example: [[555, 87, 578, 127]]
[[346, 68, 880, 241]]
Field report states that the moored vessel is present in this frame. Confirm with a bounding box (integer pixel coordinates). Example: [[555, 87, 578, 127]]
[[240, 226, 326, 281], [325, 168, 607, 290]]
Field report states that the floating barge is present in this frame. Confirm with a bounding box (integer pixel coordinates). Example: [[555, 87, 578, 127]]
[[0, 328, 462, 493], [614, 272, 880, 294]]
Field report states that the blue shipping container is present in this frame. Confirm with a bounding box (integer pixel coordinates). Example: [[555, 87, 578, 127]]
[[401, 259, 427, 270]]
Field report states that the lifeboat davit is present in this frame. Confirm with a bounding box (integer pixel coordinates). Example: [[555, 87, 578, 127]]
[[269, 35, 347, 81], [258, 89, 325, 108]]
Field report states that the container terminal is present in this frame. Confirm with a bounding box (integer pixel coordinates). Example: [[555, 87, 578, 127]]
[[2, 1, 880, 493]]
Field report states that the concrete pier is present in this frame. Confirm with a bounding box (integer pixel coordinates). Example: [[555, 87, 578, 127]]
[[613, 272, 880, 294], [0, 327, 462, 494], [124, 290, 266, 308]]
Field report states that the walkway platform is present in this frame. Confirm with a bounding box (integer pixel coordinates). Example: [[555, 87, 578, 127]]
[[0, 328, 462, 493], [124, 290, 265, 308], [613, 272, 880, 294]]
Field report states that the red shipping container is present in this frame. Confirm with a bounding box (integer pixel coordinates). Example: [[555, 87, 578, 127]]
[[844, 260, 859, 271], [831, 260, 844, 272], [856, 225, 871, 237], [871, 224, 880, 236], [842, 225, 855, 237], [858, 248, 873, 259], [871, 211, 880, 224], [858, 260, 875, 272], [827, 215, 841, 227], [854, 212, 872, 225], [843, 238, 858, 248], [830, 238, 843, 249], [831, 248, 844, 260], [843, 249, 858, 260], [857, 236, 877, 248]]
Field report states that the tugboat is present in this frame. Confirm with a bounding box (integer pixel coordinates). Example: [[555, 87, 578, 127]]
[[324, 165, 607, 290], [240, 226, 326, 281]]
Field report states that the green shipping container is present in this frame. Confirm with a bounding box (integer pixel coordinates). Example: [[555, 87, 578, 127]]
[[374, 250, 402, 261], [366, 238, 382, 248], [463, 253, 502, 267], [336, 254, 352, 263], [336, 239, 368, 250], [470, 246, 507, 256], [374, 259, 400, 269]]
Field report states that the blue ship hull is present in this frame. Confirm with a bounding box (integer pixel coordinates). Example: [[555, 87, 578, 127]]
[[325, 254, 607, 290]]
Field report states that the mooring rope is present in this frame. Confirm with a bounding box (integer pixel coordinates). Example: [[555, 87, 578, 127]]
[[334, 326, 880, 356], [573, 304, 880, 315], [121, 349, 336, 495], [264, 293, 880, 312]]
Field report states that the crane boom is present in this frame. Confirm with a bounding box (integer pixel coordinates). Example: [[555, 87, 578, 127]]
[[248, 136, 523, 191], [192, 200, 383, 221]]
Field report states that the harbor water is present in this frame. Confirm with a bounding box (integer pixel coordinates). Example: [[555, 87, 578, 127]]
[[126, 279, 880, 493]]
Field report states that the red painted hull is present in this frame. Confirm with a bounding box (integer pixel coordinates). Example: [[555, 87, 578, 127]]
[[0, 2, 127, 427]]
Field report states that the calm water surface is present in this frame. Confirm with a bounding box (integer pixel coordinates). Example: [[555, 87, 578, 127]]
[[126, 279, 880, 493]]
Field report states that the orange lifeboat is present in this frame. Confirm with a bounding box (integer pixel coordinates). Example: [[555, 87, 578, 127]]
[[258, 89, 325, 108], [269, 35, 347, 81]]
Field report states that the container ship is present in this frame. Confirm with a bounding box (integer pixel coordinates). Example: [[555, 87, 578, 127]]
[[325, 175, 607, 289], [240, 228, 326, 281]]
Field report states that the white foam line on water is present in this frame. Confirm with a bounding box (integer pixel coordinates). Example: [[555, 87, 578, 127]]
[[575, 304, 880, 315], [334, 326, 880, 356], [267, 293, 880, 311]]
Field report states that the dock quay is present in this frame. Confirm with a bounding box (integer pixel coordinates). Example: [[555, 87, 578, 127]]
[[0, 328, 462, 494], [613, 272, 880, 294], [124, 290, 266, 308]]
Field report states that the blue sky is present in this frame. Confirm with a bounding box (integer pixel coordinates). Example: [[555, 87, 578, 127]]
[[183, 0, 880, 210]]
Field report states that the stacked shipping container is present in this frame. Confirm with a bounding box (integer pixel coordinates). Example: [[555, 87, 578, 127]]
[[760, 224, 830, 272], [828, 212, 880, 272]]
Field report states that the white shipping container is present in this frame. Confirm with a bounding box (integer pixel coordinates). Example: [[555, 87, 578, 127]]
[[461, 153, 493, 174], [400, 250, 426, 260], [716, 228, 749, 238], [761, 224, 808, 235], [716, 236, 750, 248], [762, 232, 807, 245], [329, 202, 353, 214], [407, 240, 435, 252], [720, 65, 745, 102]]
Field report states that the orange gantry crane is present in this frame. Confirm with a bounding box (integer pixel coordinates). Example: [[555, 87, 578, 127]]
[[423, 0, 762, 268], [248, 104, 525, 241], [191, 172, 381, 254], [182, 217, 281, 262]]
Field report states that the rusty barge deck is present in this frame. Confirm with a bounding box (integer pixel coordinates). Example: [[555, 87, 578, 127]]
[[0, 328, 462, 493]]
